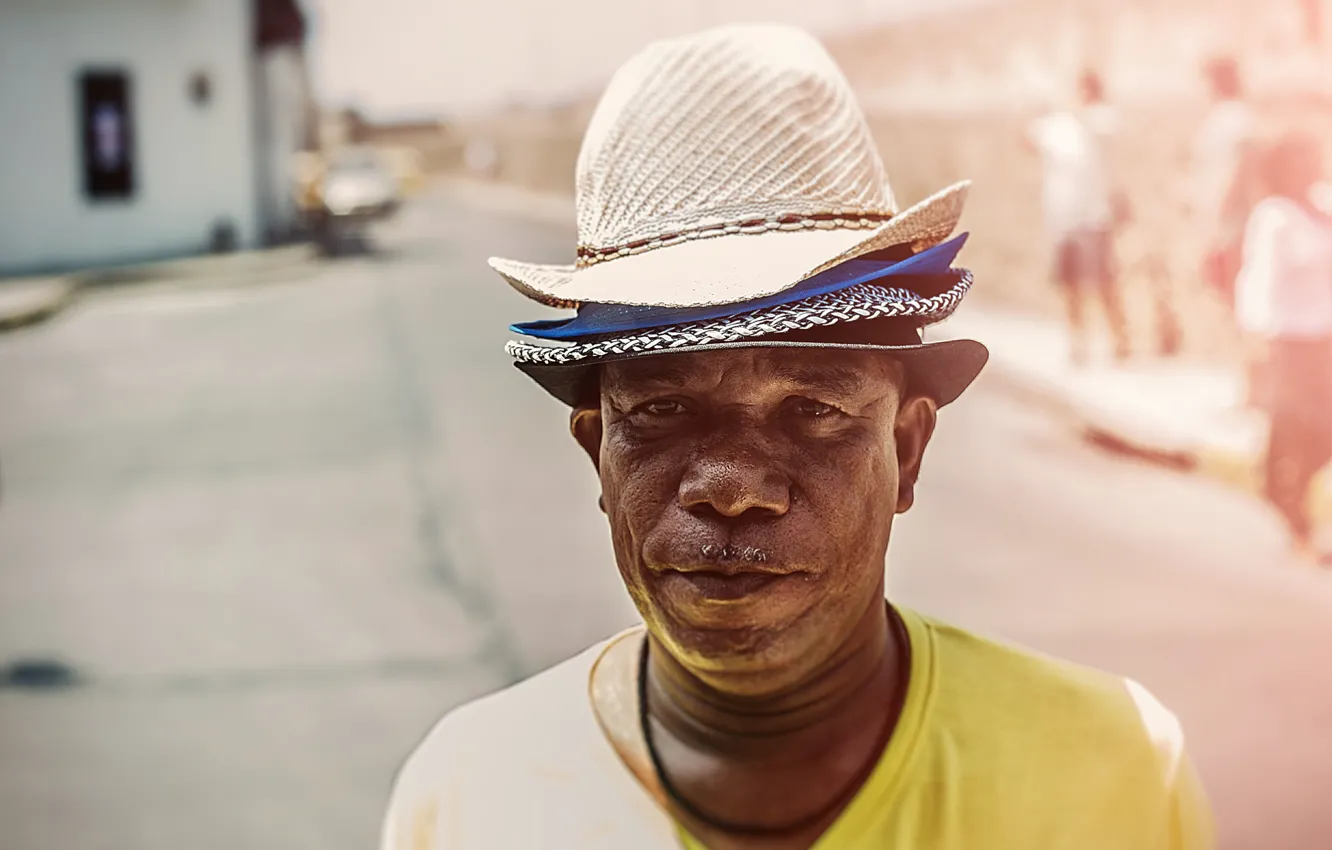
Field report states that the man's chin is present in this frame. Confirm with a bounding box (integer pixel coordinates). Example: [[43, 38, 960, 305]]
[[648, 570, 815, 628], [644, 574, 819, 670]]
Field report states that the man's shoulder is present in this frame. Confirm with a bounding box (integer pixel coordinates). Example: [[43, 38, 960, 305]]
[[905, 615, 1213, 842], [381, 629, 677, 849], [924, 613, 1127, 692], [407, 633, 620, 756], [917, 613, 1186, 770]]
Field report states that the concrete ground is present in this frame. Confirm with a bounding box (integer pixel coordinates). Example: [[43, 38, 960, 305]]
[[1, 186, 1330, 850]]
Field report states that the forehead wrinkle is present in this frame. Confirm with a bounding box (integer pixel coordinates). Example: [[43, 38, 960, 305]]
[[603, 349, 903, 401], [606, 359, 703, 389], [770, 363, 872, 397], [601, 357, 723, 405], [769, 350, 905, 400]]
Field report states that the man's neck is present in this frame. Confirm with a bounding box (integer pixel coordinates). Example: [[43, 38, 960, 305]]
[[645, 595, 902, 760]]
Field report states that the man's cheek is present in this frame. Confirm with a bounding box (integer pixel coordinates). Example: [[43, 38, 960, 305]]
[[611, 453, 676, 509]]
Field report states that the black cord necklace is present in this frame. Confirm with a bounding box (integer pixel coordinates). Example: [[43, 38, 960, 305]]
[[636, 607, 911, 838]]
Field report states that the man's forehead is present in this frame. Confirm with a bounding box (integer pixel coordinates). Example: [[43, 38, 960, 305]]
[[602, 348, 901, 394]]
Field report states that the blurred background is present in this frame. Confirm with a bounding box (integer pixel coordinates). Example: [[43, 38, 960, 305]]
[[3, 1, 1332, 849]]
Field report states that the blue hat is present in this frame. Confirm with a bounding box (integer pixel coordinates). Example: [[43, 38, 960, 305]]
[[507, 235, 987, 407]]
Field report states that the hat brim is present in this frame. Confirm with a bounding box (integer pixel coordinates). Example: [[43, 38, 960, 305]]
[[489, 182, 970, 309], [513, 337, 989, 408]]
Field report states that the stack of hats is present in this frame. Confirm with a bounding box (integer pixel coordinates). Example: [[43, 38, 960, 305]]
[[490, 23, 988, 407]]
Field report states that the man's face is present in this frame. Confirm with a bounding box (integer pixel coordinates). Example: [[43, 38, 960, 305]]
[[573, 348, 937, 692]]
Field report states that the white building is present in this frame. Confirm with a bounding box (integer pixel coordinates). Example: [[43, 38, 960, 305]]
[[0, 0, 313, 276]]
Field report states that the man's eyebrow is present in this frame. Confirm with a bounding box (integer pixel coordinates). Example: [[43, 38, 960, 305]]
[[609, 360, 702, 388], [609, 359, 878, 394], [773, 364, 870, 395]]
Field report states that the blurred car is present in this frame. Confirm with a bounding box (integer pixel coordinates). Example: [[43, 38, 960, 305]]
[[322, 148, 400, 218], [310, 147, 400, 253]]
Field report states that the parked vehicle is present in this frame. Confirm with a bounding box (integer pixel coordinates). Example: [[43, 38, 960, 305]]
[[309, 147, 400, 254]]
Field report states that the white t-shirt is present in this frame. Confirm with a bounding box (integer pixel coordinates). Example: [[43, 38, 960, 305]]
[[379, 634, 684, 850], [1028, 105, 1118, 238], [1236, 195, 1332, 338]]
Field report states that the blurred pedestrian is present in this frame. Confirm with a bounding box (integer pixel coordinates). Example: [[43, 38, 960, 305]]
[[383, 25, 1214, 850], [1235, 130, 1332, 565], [1027, 69, 1131, 365], [1194, 57, 1257, 317]]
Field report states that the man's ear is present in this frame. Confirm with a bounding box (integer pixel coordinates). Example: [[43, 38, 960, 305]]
[[571, 404, 604, 474], [894, 393, 938, 514]]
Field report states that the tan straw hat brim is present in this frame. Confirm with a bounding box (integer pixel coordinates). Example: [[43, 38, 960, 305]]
[[489, 181, 969, 309]]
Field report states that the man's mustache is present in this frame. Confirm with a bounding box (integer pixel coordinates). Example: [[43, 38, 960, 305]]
[[700, 543, 770, 564]]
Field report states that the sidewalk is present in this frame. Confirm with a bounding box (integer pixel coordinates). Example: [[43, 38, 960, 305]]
[[936, 304, 1332, 520], [81, 243, 315, 289], [0, 244, 315, 332]]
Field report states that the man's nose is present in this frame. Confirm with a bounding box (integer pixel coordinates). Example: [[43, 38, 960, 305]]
[[678, 440, 791, 519]]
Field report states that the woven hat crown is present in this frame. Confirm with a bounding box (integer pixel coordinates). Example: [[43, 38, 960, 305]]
[[573, 24, 898, 262]]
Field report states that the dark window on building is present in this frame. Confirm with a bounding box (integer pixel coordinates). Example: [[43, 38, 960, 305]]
[[189, 71, 212, 107], [79, 70, 135, 200]]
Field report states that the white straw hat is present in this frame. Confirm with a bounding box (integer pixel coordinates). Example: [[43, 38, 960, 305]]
[[488, 23, 970, 309], [497, 23, 987, 408]]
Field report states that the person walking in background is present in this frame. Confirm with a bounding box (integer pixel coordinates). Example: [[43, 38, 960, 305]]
[[1235, 131, 1332, 566], [1194, 57, 1257, 317], [1027, 69, 1131, 366], [1193, 57, 1264, 407]]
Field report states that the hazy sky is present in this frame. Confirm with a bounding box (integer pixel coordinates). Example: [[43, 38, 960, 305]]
[[307, 0, 938, 118]]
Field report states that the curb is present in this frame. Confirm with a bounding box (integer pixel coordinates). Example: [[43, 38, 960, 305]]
[[80, 244, 317, 291], [0, 244, 317, 334], [976, 353, 1332, 525], [0, 279, 81, 333], [977, 350, 1217, 468]]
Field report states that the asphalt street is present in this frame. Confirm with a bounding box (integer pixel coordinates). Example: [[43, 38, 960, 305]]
[[1, 185, 1330, 850]]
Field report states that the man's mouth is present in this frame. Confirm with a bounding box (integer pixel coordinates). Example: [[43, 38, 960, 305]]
[[668, 570, 783, 600], [651, 541, 805, 601]]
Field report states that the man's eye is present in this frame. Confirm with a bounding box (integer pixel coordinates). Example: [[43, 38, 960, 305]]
[[640, 399, 687, 416], [792, 398, 836, 418]]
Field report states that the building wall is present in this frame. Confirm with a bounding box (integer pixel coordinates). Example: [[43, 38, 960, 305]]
[[0, 0, 259, 275], [254, 43, 309, 243]]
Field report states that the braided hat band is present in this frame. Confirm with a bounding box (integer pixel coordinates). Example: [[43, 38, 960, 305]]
[[506, 271, 972, 366]]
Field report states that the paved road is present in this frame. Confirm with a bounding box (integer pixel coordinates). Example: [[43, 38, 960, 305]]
[[1, 186, 1330, 850]]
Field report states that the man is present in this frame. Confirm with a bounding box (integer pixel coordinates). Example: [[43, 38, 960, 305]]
[[382, 25, 1214, 849], [1234, 131, 1332, 565], [1027, 69, 1132, 365]]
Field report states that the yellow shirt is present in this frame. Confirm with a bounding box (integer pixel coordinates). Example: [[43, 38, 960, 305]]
[[676, 607, 1214, 849], [381, 606, 1214, 850]]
